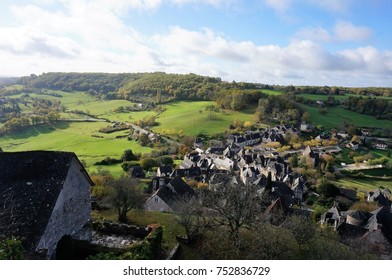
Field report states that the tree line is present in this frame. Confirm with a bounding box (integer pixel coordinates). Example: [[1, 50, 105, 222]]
[[342, 96, 392, 120]]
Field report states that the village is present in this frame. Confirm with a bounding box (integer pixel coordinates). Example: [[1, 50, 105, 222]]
[[1, 121, 391, 260]]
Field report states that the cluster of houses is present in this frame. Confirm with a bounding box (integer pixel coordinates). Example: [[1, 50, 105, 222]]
[[142, 125, 392, 258], [321, 189, 392, 259], [143, 125, 312, 214], [227, 125, 296, 147]]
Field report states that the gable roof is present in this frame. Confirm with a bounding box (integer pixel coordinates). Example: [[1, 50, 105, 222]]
[[303, 146, 316, 158], [154, 176, 195, 208], [157, 165, 173, 176], [368, 189, 392, 206], [0, 151, 92, 253]]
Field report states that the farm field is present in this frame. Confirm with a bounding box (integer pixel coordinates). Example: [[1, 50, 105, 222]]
[[333, 177, 392, 194], [262, 89, 283, 95], [297, 93, 392, 101], [300, 104, 392, 130], [0, 122, 151, 176], [5, 90, 143, 120], [152, 101, 262, 136], [296, 94, 355, 101]]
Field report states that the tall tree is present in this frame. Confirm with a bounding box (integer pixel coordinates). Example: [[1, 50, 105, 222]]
[[108, 176, 144, 223]]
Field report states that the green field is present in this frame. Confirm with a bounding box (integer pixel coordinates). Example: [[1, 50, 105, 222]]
[[0, 92, 265, 175], [297, 93, 392, 101], [297, 94, 355, 101], [333, 177, 392, 193], [5, 90, 154, 123], [0, 122, 151, 176], [300, 104, 392, 130], [262, 89, 283, 95], [152, 101, 262, 136]]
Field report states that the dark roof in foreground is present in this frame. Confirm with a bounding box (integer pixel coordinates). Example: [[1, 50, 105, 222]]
[[155, 176, 195, 208], [0, 151, 92, 253]]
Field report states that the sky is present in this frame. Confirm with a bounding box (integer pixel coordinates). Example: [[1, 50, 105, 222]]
[[0, 0, 391, 86]]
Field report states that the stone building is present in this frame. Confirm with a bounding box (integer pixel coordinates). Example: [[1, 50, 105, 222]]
[[0, 151, 94, 259], [144, 176, 195, 212]]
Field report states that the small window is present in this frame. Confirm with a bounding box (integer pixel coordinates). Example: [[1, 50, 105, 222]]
[[154, 197, 159, 202]]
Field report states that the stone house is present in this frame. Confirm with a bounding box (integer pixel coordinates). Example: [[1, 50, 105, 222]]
[[144, 176, 195, 212], [374, 142, 388, 150], [0, 151, 94, 259], [302, 146, 319, 167], [320, 205, 392, 259]]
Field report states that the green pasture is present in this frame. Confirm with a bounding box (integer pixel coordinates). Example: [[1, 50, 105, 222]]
[[297, 93, 392, 101], [262, 89, 283, 95], [333, 177, 392, 193], [152, 101, 261, 136], [296, 94, 355, 101], [300, 104, 392, 130], [100, 110, 155, 123], [0, 122, 151, 176]]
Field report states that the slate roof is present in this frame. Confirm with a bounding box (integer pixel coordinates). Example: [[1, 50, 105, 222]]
[[368, 189, 392, 207], [0, 151, 92, 253], [157, 165, 173, 176], [154, 176, 195, 209], [130, 166, 145, 178], [320, 205, 341, 224]]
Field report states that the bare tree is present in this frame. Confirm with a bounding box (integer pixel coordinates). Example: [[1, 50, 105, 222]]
[[107, 176, 144, 223], [174, 194, 209, 243], [282, 215, 316, 253], [202, 176, 262, 247]]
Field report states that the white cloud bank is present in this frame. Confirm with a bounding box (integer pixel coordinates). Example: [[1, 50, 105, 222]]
[[0, 1, 391, 86], [296, 21, 373, 43]]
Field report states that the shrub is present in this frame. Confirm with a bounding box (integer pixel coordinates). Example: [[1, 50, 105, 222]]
[[140, 158, 159, 171], [121, 161, 140, 172], [157, 156, 174, 166], [121, 149, 139, 162], [317, 182, 339, 198], [0, 237, 23, 260], [94, 157, 122, 166]]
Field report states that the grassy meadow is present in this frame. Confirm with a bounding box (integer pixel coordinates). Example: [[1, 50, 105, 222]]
[[152, 101, 261, 136], [300, 104, 392, 130], [333, 177, 392, 194], [297, 93, 392, 101], [0, 122, 151, 177], [1, 90, 261, 175], [262, 89, 283, 95]]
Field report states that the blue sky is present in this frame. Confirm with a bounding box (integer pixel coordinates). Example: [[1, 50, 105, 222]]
[[0, 0, 391, 86]]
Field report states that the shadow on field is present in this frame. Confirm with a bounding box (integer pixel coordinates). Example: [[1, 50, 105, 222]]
[[7, 122, 71, 140]]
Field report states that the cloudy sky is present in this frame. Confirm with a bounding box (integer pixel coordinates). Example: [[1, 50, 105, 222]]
[[0, 0, 391, 86]]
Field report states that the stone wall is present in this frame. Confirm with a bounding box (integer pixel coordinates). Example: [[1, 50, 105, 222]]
[[36, 157, 92, 259], [92, 220, 151, 239]]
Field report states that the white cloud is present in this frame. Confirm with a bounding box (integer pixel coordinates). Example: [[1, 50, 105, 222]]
[[334, 21, 373, 42], [265, 0, 353, 14], [295, 21, 373, 43], [295, 27, 332, 42], [308, 0, 352, 13], [0, 26, 80, 58], [171, 0, 223, 6], [0, 1, 391, 86], [264, 0, 293, 13]]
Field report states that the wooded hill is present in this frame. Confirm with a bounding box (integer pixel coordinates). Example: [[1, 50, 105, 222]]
[[16, 72, 269, 109], [10, 72, 392, 122]]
